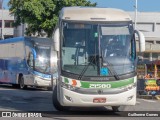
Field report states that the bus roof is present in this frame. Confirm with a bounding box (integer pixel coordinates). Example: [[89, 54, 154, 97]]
[[0, 37, 52, 45], [0, 37, 24, 43], [60, 7, 131, 22]]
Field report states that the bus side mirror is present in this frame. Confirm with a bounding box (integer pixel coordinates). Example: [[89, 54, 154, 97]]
[[134, 30, 145, 52], [53, 28, 60, 52]]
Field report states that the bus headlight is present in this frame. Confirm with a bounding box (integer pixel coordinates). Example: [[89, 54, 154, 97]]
[[61, 82, 76, 91], [123, 83, 136, 91]]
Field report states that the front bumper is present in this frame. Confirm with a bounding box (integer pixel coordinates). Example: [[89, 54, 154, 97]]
[[59, 87, 136, 107]]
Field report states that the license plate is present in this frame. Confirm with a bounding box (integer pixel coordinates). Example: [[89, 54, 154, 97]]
[[93, 98, 106, 103]]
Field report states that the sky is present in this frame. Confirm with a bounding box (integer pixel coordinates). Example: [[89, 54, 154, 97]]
[[2, 0, 160, 12], [2, 0, 9, 9], [90, 0, 160, 12]]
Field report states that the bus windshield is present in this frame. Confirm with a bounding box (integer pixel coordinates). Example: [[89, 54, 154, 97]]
[[25, 38, 51, 74], [34, 45, 51, 74], [61, 22, 136, 77]]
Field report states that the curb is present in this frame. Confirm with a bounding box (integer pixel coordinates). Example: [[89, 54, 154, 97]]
[[155, 95, 160, 100], [137, 95, 155, 99], [137, 95, 160, 100]]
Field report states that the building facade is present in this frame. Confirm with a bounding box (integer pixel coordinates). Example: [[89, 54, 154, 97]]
[[14, 24, 27, 37], [129, 12, 160, 62], [0, 9, 14, 39]]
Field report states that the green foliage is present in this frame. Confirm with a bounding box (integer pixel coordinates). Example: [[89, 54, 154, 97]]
[[8, 0, 97, 37]]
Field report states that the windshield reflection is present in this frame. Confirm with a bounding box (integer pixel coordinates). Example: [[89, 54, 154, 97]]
[[34, 46, 51, 74], [61, 22, 136, 77]]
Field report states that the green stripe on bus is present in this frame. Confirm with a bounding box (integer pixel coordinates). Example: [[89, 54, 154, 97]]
[[80, 78, 134, 88], [64, 78, 69, 83]]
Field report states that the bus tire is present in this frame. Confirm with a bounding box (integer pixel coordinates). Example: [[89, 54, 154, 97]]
[[112, 106, 126, 112], [52, 86, 70, 111], [19, 76, 27, 89]]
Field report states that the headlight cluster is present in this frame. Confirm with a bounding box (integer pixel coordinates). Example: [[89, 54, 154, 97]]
[[61, 82, 76, 91], [123, 83, 136, 91]]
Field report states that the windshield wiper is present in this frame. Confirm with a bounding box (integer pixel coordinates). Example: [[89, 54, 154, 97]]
[[100, 50, 120, 80], [103, 59, 120, 80], [78, 56, 96, 80]]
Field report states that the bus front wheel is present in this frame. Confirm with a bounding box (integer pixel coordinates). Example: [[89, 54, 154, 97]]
[[52, 86, 70, 111], [112, 106, 126, 112], [19, 76, 27, 89]]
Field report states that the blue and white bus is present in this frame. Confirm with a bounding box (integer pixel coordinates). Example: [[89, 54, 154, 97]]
[[0, 37, 53, 89]]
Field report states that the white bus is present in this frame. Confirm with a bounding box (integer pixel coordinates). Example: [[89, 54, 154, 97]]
[[52, 7, 145, 111], [0, 37, 53, 89]]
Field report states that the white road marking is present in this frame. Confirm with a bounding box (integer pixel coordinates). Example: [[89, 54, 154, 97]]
[[141, 99, 157, 103]]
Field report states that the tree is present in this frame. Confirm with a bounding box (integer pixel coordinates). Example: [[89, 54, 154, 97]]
[[8, 0, 97, 37]]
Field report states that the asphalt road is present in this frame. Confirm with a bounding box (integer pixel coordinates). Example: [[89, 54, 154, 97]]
[[0, 84, 160, 120]]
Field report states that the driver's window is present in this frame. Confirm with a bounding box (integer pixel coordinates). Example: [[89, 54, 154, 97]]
[[26, 45, 33, 68], [27, 52, 34, 68]]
